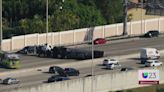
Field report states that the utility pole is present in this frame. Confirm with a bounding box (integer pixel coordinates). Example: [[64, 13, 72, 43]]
[[123, 0, 128, 36], [0, 0, 2, 50]]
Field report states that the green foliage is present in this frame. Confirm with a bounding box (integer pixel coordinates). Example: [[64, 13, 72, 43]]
[[2, 0, 124, 38], [157, 88, 164, 92]]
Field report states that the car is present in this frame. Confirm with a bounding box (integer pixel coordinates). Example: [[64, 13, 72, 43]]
[[144, 30, 159, 38], [106, 63, 121, 70], [103, 58, 118, 65], [145, 60, 163, 67], [49, 66, 67, 77], [3, 77, 20, 85], [120, 67, 134, 72], [64, 68, 80, 76], [94, 38, 107, 45], [47, 75, 70, 83]]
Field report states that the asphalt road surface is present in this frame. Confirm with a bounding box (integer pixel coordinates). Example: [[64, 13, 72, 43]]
[[1, 36, 164, 72], [0, 54, 164, 92]]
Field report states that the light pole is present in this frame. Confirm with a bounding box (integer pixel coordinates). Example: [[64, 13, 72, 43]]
[[141, 0, 143, 34], [46, 0, 48, 44], [0, 0, 2, 50], [58, 0, 64, 46]]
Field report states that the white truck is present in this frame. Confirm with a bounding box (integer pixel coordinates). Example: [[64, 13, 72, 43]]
[[140, 48, 160, 64]]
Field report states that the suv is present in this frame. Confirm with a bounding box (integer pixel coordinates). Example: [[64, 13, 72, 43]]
[[49, 66, 67, 77], [145, 60, 162, 67], [144, 30, 159, 38]]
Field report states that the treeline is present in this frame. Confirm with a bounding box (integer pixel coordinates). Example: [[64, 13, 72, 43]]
[[2, 0, 123, 38]]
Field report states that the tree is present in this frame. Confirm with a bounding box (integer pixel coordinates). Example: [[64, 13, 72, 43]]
[[95, 0, 123, 24]]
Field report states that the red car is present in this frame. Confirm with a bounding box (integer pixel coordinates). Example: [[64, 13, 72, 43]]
[[93, 38, 107, 45]]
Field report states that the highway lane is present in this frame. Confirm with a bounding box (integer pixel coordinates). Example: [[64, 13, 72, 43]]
[[0, 36, 164, 72], [0, 54, 164, 92], [74, 37, 164, 56]]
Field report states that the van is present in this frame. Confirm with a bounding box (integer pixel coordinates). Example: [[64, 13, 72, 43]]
[[140, 48, 160, 64]]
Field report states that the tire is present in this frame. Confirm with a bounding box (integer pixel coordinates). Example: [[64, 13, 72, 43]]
[[76, 71, 80, 76]]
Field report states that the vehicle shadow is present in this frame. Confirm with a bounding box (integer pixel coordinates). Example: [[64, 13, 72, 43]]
[[0, 65, 14, 70], [42, 71, 51, 74], [42, 80, 49, 83], [128, 58, 141, 61], [101, 67, 112, 70], [138, 66, 146, 68], [96, 64, 104, 66]]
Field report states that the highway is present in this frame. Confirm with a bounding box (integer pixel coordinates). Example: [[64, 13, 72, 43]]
[[0, 36, 164, 72], [0, 53, 164, 92], [73, 36, 164, 56], [0, 36, 164, 91]]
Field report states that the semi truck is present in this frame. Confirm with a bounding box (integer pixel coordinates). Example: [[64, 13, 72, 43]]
[[52, 46, 104, 60]]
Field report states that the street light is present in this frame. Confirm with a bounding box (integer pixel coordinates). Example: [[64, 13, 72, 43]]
[[0, 0, 2, 50], [46, 0, 49, 44]]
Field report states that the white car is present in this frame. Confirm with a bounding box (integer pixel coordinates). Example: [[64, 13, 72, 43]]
[[103, 58, 118, 65], [3, 77, 20, 85], [145, 60, 163, 67], [106, 63, 121, 70]]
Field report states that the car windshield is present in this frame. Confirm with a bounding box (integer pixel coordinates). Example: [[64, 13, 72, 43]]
[[155, 61, 159, 63], [104, 59, 108, 61], [147, 61, 152, 63], [108, 64, 113, 65], [65, 68, 70, 71], [110, 59, 116, 61]]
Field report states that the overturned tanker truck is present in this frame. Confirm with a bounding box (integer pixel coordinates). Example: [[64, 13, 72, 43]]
[[51, 46, 104, 60]]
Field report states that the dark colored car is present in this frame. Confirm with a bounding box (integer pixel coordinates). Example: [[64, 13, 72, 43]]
[[49, 66, 67, 77], [144, 30, 160, 38], [47, 75, 70, 83], [64, 68, 80, 76], [3, 77, 20, 85], [94, 38, 107, 45]]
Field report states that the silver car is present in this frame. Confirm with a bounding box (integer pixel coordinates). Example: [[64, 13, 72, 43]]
[[3, 78, 20, 85], [106, 63, 121, 70]]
